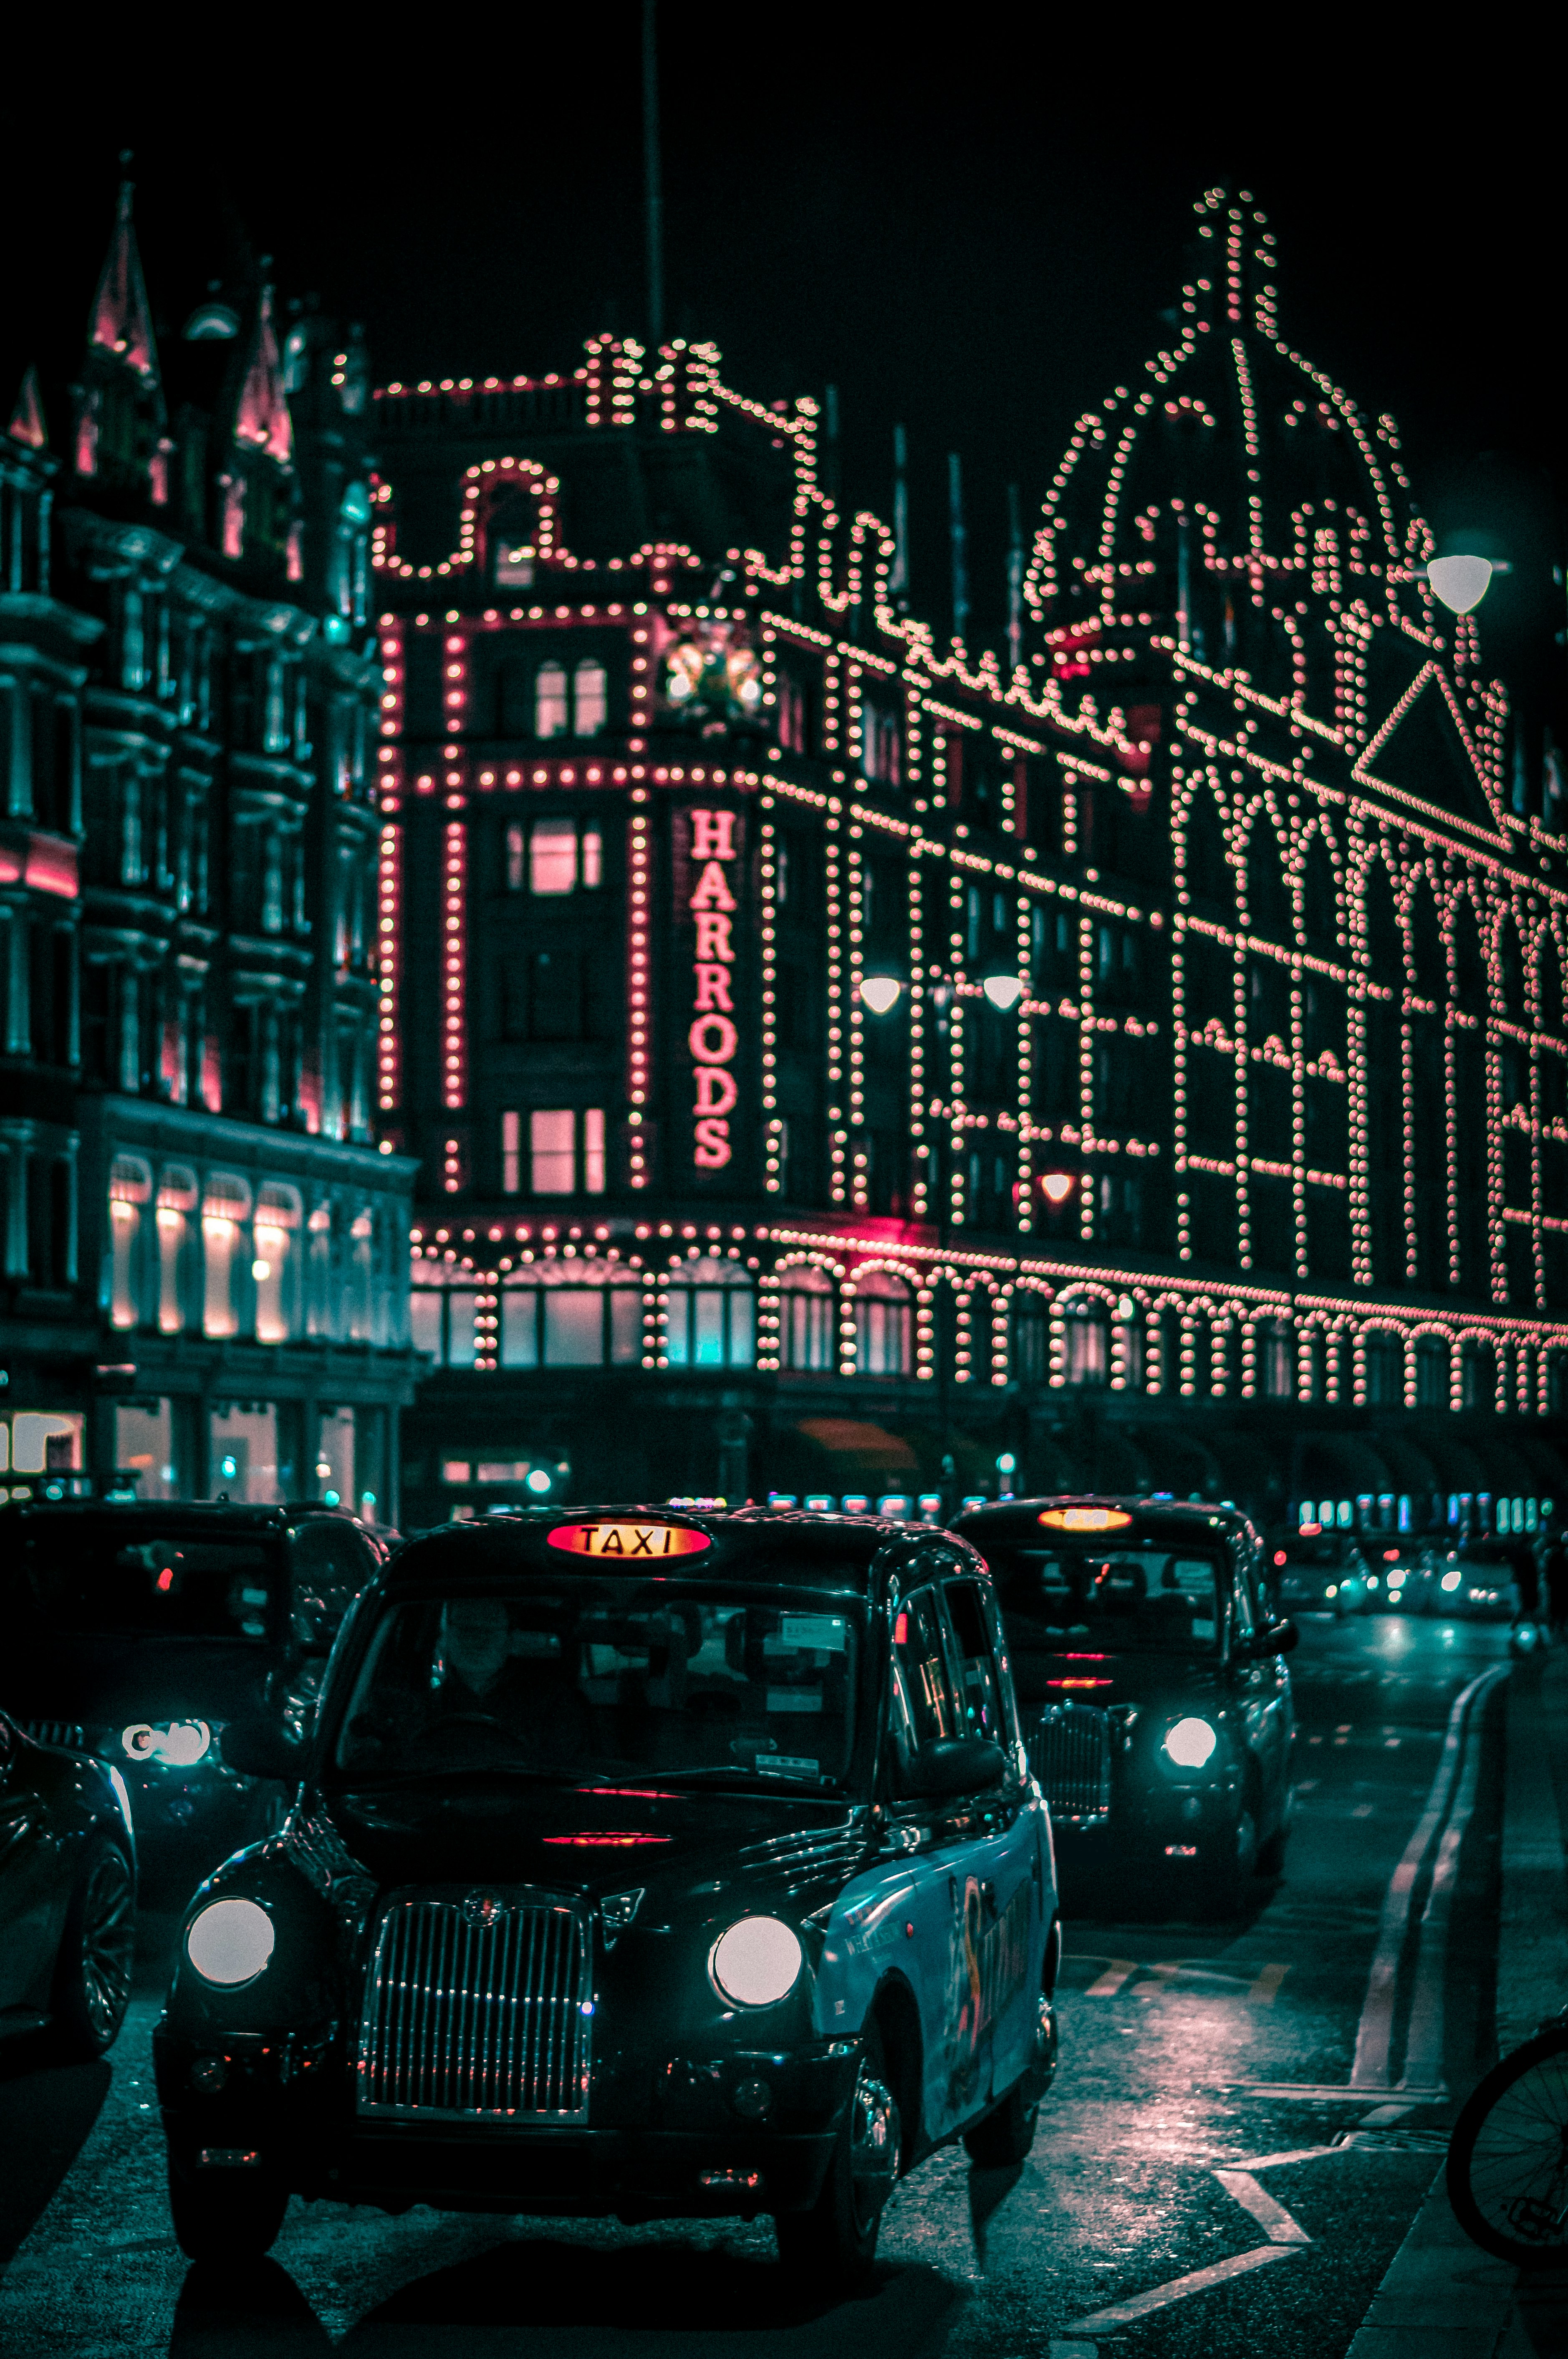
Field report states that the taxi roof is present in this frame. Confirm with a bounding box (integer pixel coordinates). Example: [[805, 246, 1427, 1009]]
[[385, 1505, 981, 1601], [952, 1493, 1256, 1547]]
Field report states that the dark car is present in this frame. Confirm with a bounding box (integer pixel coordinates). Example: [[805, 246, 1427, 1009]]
[[0, 1709, 136, 2056], [954, 1497, 1296, 1914], [1365, 1541, 1441, 1615], [153, 1507, 1060, 2286], [0, 1503, 392, 1884], [1270, 1529, 1371, 1617], [1430, 1541, 1521, 1622]]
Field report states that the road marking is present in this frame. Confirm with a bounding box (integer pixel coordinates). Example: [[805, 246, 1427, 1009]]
[[1236, 2145, 1341, 2170], [1237, 2082, 1447, 2101], [1399, 1665, 1502, 2090], [1358, 2101, 1414, 2126], [1048, 2344, 1098, 2359], [1213, 2169, 1312, 2242], [1296, 1776, 1320, 1790], [1085, 1960, 1137, 1996], [1066, 2246, 1297, 2330], [1351, 1803, 1375, 1818], [1351, 1665, 1505, 2090], [1248, 1962, 1290, 2003]]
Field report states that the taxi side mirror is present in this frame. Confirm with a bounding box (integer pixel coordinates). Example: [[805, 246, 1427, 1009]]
[[223, 1714, 306, 1782], [1245, 1619, 1299, 1659], [904, 1736, 1007, 1799]]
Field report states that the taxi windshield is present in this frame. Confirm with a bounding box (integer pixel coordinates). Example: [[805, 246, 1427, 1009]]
[[988, 1542, 1228, 1657], [332, 1581, 860, 1791], [12, 1527, 280, 1641]]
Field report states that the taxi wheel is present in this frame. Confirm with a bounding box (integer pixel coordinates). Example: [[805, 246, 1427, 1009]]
[[775, 2020, 900, 2291], [52, 1840, 136, 2060], [167, 2153, 288, 2261]]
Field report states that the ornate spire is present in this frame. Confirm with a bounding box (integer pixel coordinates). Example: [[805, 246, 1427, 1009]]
[[8, 367, 47, 449], [87, 172, 159, 386], [233, 283, 293, 467]]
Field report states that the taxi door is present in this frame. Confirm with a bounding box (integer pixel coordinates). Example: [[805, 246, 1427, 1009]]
[[883, 1583, 1043, 2142], [1233, 1536, 1292, 1818]]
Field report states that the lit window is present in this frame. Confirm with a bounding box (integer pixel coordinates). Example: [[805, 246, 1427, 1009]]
[[410, 1292, 442, 1359], [782, 1265, 835, 1371], [156, 1168, 196, 1335], [853, 1271, 912, 1375], [666, 1257, 755, 1368], [581, 824, 602, 887], [502, 1110, 521, 1194], [573, 658, 607, 737], [253, 1182, 301, 1345], [530, 1110, 576, 1194], [583, 1107, 605, 1194], [535, 663, 568, 739], [202, 1175, 251, 1339], [505, 822, 525, 892], [530, 819, 577, 894], [1064, 1299, 1109, 1386], [108, 1155, 152, 1329]]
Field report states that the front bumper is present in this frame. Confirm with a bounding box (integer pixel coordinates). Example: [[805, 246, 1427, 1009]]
[[154, 2026, 857, 2220]]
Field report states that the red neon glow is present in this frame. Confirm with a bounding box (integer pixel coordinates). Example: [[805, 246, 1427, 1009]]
[[894, 1612, 909, 1645], [157, 1567, 174, 1592], [577, 1787, 679, 1799], [441, 820, 465, 1113], [377, 819, 401, 1112], [1049, 1677, 1113, 1689], [685, 808, 740, 1173], [542, 1833, 673, 1848]]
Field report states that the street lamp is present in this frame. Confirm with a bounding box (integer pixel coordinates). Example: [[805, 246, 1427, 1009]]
[[982, 973, 1023, 1011], [1039, 1171, 1076, 1206], [1427, 554, 1496, 615], [858, 975, 902, 1014]]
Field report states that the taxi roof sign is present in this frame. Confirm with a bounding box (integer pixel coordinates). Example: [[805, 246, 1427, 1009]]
[[1038, 1506, 1134, 1533], [546, 1520, 712, 1560]]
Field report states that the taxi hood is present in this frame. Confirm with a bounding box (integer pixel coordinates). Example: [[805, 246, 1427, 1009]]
[[1010, 1648, 1229, 1713]]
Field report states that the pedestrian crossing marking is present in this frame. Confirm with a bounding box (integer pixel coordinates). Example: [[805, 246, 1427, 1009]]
[[1248, 1963, 1290, 2003], [1085, 1960, 1137, 1996]]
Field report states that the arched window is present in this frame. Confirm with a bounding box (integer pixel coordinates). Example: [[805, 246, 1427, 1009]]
[[253, 1181, 301, 1345], [108, 1155, 153, 1329], [1111, 1298, 1145, 1389], [1011, 1289, 1051, 1385], [534, 662, 568, 740], [156, 1166, 197, 1335], [1063, 1297, 1108, 1386], [201, 1173, 251, 1339], [1461, 1338, 1497, 1411], [573, 658, 607, 738], [853, 1271, 912, 1375], [780, 1264, 835, 1372], [1415, 1334, 1450, 1407], [1363, 1329, 1404, 1406], [502, 1262, 643, 1369], [665, 1257, 755, 1369], [1246, 822, 1290, 943], [1303, 832, 1337, 949]]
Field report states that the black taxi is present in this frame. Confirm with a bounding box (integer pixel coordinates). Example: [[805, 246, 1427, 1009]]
[[954, 1496, 1296, 1914], [153, 1508, 1060, 2285]]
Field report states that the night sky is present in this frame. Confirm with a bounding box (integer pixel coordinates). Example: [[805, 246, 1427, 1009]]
[[3, 21, 1560, 718]]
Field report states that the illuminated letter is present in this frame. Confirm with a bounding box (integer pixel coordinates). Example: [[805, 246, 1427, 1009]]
[[694, 1116, 732, 1168], [689, 809, 736, 861], [689, 860, 737, 912], [694, 1066, 738, 1116], [693, 963, 733, 1012], [689, 1013, 738, 1064], [694, 912, 734, 963]]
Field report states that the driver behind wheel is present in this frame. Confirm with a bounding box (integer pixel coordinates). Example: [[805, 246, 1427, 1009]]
[[429, 1597, 594, 1760]]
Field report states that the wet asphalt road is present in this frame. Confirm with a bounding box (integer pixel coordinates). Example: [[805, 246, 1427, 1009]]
[[0, 1608, 1515, 2359]]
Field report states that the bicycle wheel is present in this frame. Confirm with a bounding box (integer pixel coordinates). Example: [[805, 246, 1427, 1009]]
[[1447, 2026, 1568, 2266]]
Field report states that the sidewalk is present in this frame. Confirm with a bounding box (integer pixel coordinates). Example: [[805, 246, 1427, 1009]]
[[1345, 1644, 1568, 2358]]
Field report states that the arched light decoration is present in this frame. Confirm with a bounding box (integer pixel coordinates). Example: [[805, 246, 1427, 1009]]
[[1427, 555, 1493, 615], [859, 975, 902, 1014], [982, 974, 1024, 1011]]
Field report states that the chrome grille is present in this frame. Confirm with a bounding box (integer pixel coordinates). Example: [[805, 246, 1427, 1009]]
[[20, 1720, 88, 1752], [357, 1892, 591, 2121], [1029, 1702, 1113, 1826]]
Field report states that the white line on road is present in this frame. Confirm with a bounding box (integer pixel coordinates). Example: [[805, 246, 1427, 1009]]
[[1083, 1960, 1136, 1995], [1351, 1665, 1505, 2089], [1399, 1665, 1503, 2089], [1235, 2082, 1447, 2101], [1213, 2169, 1313, 2242], [1065, 2245, 1297, 2331], [1235, 2144, 1341, 2169]]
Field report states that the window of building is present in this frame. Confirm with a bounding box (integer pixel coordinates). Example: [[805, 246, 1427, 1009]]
[[525, 1107, 606, 1196], [253, 1182, 301, 1345], [1063, 1297, 1109, 1386], [202, 1175, 251, 1339], [1364, 1330, 1404, 1406], [114, 1398, 178, 1499], [209, 1401, 281, 1504], [501, 1264, 643, 1368], [313, 1405, 355, 1506], [502, 1110, 521, 1194], [535, 662, 568, 738], [155, 1166, 196, 1334], [781, 1264, 835, 1371], [410, 1291, 442, 1360], [665, 1257, 755, 1368], [1260, 1320, 1294, 1400], [523, 817, 603, 896], [2, 1409, 84, 1480], [854, 1270, 912, 1375], [348, 1208, 375, 1342], [1416, 1335, 1450, 1408], [1462, 1340, 1497, 1411], [108, 1154, 152, 1329], [573, 658, 607, 737], [1012, 1290, 1050, 1384]]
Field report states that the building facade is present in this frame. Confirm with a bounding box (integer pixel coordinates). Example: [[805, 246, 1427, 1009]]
[[374, 190, 1566, 1535], [1, 185, 415, 1516]]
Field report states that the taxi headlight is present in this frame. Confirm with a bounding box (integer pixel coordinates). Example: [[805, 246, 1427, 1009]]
[[1164, 1717, 1218, 1770], [122, 1719, 212, 1767], [1325, 1583, 1338, 1598], [187, 1897, 275, 1987], [709, 1916, 803, 2009]]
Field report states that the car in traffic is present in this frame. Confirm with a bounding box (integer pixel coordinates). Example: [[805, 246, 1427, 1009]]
[[1364, 1541, 1442, 1615], [0, 1708, 136, 2056], [0, 1502, 393, 1886], [954, 1497, 1296, 1916], [1270, 1529, 1371, 1617], [1429, 1541, 1523, 1623], [153, 1507, 1060, 2283]]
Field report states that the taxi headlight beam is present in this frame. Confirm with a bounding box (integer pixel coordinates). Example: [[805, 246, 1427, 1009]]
[[1164, 1716, 1218, 1770], [709, 1916, 803, 2009], [187, 1898, 275, 1987]]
